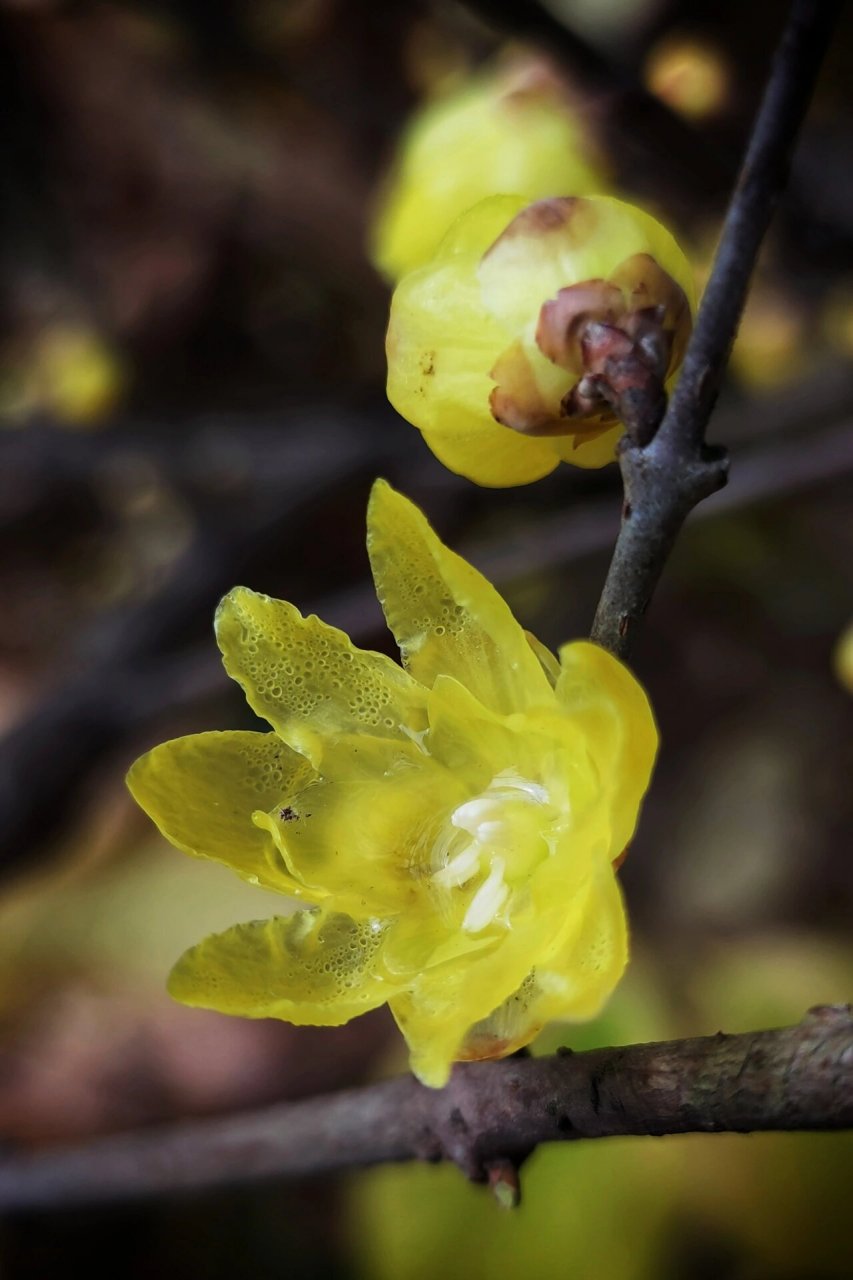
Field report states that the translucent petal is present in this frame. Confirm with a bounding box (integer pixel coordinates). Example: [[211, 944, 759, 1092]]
[[380, 910, 496, 979], [460, 863, 627, 1059], [367, 481, 552, 713], [478, 195, 696, 336], [386, 259, 509, 436], [555, 641, 658, 858], [525, 630, 560, 687], [168, 910, 391, 1025], [421, 421, 558, 488], [254, 753, 468, 917], [127, 731, 315, 895], [215, 587, 427, 767], [389, 793, 622, 1085], [434, 193, 529, 264], [425, 675, 528, 780], [551, 424, 621, 470], [388, 918, 544, 1088], [370, 58, 606, 281], [542, 862, 629, 1019]]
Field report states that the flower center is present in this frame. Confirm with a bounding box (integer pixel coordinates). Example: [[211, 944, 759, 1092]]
[[431, 769, 566, 933]]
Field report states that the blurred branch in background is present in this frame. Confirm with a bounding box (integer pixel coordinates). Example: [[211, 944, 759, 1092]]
[[1, 370, 852, 875], [0, 0, 848, 1268], [460, 0, 735, 215], [0, 1007, 850, 1211]]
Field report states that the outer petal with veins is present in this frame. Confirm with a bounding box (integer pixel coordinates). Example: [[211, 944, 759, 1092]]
[[129, 482, 657, 1087]]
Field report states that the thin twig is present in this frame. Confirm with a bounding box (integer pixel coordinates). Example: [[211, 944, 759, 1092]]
[[0, 1006, 849, 1212], [590, 0, 841, 658], [461, 0, 733, 214]]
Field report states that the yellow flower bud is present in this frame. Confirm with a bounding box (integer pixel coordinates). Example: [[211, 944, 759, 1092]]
[[128, 483, 657, 1087], [35, 326, 124, 427], [387, 194, 696, 486], [371, 57, 607, 283]]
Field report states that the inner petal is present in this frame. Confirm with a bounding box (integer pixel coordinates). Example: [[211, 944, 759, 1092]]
[[430, 767, 570, 934]]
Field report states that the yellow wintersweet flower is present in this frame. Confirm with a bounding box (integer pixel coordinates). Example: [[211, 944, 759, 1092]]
[[387, 194, 696, 486], [371, 56, 607, 282], [128, 483, 657, 1087]]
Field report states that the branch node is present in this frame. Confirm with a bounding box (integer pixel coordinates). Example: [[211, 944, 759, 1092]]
[[589, 0, 838, 658]]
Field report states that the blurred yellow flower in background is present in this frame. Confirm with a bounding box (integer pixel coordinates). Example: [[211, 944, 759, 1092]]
[[832, 620, 853, 695], [387, 194, 695, 485], [0, 323, 125, 429], [371, 55, 607, 283], [644, 34, 730, 122], [128, 482, 657, 1087]]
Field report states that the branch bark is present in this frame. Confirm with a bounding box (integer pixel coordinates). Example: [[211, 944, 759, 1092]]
[[0, 1007, 850, 1213], [590, 0, 841, 658]]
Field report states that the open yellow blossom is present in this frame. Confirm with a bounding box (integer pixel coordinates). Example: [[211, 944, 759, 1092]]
[[371, 56, 607, 282], [387, 194, 695, 486], [128, 483, 657, 1087]]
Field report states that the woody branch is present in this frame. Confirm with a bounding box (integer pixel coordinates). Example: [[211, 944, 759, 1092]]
[[0, 1007, 850, 1212], [590, 0, 841, 657]]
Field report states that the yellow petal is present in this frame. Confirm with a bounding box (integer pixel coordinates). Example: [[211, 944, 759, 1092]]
[[389, 923, 540, 1088], [551, 424, 621, 470], [127, 731, 314, 895], [461, 862, 628, 1059], [541, 862, 629, 1019], [370, 61, 606, 281], [556, 642, 658, 858], [380, 910, 497, 979], [254, 752, 468, 917], [389, 754, 628, 1085], [425, 674, 528, 779], [387, 193, 695, 485], [215, 586, 427, 768], [478, 194, 697, 335], [168, 909, 391, 1024], [367, 481, 552, 713], [389, 856, 591, 1086], [422, 420, 558, 487], [525, 630, 561, 687], [386, 259, 508, 436]]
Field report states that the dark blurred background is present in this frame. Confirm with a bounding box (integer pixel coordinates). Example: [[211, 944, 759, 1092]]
[[0, 1, 851, 1276]]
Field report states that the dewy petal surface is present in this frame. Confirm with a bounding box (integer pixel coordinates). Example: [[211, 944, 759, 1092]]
[[129, 486, 660, 1087], [367, 481, 553, 714], [215, 587, 427, 767], [168, 910, 391, 1024], [127, 730, 315, 895]]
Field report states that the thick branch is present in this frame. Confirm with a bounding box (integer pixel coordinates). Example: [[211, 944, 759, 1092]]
[[590, 0, 840, 658], [0, 1007, 850, 1213]]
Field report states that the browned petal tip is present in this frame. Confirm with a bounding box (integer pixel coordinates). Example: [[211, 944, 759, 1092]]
[[483, 196, 594, 262], [488, 339, 564, 437]]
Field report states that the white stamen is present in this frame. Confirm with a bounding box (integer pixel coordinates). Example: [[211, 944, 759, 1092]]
[[491, 770, 550, 804], [462, 856, 509, 933], [432, 841, 481, 889], [451, 796, 502, 836]]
